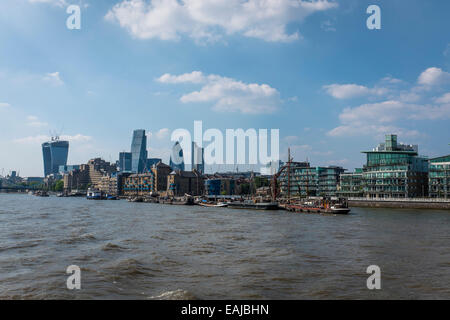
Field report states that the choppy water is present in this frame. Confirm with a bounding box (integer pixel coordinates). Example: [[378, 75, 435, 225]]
[[0, 193, 449, 299]]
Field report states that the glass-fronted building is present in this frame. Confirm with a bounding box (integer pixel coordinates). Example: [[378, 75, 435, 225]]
[[278, 162, 345, 197], [338, 168, 364, 197], [428, 155, 450, 198], [130, 130, 148, 173], [362, 135, 428, 198], [118, 152, 132, 172], [42, 138, 69, 177]]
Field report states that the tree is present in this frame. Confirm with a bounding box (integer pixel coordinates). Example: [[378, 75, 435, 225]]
[[54, 180, 64, 192]]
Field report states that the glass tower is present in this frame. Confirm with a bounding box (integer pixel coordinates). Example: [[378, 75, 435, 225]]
[[42, 138, 69, 177], [119, 152, 132, 172], [130, 130, 148, 173]]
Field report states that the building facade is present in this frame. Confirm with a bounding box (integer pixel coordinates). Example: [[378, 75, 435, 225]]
[[121, 162, 171, 196], [131, 129, 148, 173], [167, 170, 203, 196], [42, 138, 69, 177], [118, 152, 132, 172], [337, 169, 364, 197], [205, 178, 236, 196], [428, 155, 450, 198], [278, 162, 345, 197], [362, 135, 428, 198]]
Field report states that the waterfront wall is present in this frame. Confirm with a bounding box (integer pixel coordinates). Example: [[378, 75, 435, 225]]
[[348, 197, 450, 210]]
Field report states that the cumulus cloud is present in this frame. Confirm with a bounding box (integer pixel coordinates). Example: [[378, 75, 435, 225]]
[[43, 72, 64, 86], [26, 116, 48, 128], [0, 102, 11, 109], [105, 0, 338, 43], [328, 100, 450, 137], [148, 128, 170, 140], [14, 134, 92, 144], [323, 84, 387, 99], [417, 67, 450, 87], [325, 67, 450, 138], [435, 92, 450, 104], [28, 0, 67, 6], [157, 71, 281, 114]]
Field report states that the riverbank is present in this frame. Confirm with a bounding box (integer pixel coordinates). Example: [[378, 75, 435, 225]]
[[348, 197, 450, 210]]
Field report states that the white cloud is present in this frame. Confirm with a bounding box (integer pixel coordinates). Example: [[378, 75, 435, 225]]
[[105, 0, 338, 43], [43, 72, 64, 86], [435, 92, 450, 104], [28, 0, 67, 6], [323, 84, 387, 99], [328, 100, 450, 137], [320, 20, 336, 32], [0, 102, 11, 109], [14, 134, 92, 144], [417, 67, 450, 87], [148, 128, 170, 140], [158, 71, 281, 114], [26, 116, 48, 128]]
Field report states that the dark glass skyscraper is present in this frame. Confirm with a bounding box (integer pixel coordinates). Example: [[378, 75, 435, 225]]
[[131, 129, 148, 173], [42, 138, 69, 176], [118, 152, 132, 172]]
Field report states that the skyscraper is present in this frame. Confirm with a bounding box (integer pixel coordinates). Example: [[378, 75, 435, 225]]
[[130, 129, 148, 173], [42, 137, 69, 177], [170, 141, 185, 171], [118, 152, 132, 172], [191, 141, 204, 174]]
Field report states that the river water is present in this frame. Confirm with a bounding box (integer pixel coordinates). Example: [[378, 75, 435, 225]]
[[0, 193, 449, 299]]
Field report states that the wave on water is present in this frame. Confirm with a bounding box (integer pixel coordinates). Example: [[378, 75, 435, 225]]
[[148, 289, 198, 300], [58, 232, 97, 244], [101, 242, 128, 252]]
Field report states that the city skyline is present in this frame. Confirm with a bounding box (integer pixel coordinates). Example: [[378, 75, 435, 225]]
[[1, 0, 450, 176]]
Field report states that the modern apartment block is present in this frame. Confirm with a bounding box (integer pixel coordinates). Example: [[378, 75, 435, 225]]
[[362, 134, 428, 198], [278, 162, 345, 197], [428, 155, 450, 198], [42, 137, 69, 177], [337, 169, 364, 197]]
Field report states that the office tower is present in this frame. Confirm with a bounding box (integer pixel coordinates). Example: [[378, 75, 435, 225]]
[[42, 137, 69, 177], [146, 158, 162, 171], [118, 152, 132, 172], [362, 134, 428, 198], [130, 130, 147, 173], [170, 141, 185, 171], [191, 141, 204, 174]]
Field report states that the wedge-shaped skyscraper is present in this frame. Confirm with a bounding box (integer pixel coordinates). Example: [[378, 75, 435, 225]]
[[42, 137, 69, 177]]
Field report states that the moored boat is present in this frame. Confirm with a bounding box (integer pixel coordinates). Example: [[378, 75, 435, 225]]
[[227, 200, 279, 210], [198, 202, 228, 208], [87, 188, 103, 200]]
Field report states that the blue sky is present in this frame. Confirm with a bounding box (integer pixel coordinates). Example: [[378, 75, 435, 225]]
[[1, 0, 449, 176]]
